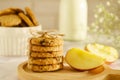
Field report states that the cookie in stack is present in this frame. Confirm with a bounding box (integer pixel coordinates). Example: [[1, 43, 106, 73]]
[[27, 31, 64, 72]]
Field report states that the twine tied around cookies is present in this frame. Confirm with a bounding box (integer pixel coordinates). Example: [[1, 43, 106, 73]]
[[29, 29, 64, 38]]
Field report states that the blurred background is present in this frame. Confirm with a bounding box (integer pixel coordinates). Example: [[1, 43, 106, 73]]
[[0, 0, 106, 29], [0, 0, 120, 50]]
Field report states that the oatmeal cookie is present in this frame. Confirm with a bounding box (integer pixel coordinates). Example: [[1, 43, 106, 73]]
[[0, 14, 21, 27], [30, 51, 63, 58], [27, 63, 63, 72], [18, 12, 34, 26], [30, 37, 63, 47], [28, 56, 63, 65], [0, 8, 16, 16], [30, 45, 63, 52], [25, 7, 39, 26], [10, 8, 24, 14]]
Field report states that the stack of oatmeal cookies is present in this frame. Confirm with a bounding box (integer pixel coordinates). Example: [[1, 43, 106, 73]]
[[28, 31, 64, 72]]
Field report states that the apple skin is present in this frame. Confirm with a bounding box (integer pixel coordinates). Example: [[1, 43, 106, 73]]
[[105, 61, 113, 65], [70, 65, 97, 71], [65, 48, 105, 71], [88, 65, 104, 74], [85, 43, 119, 64]]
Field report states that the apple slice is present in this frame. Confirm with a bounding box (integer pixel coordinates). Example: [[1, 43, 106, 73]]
[[88, 65, 104, 74], [85, 43, 119, 64], [65, 48, 105, 70]]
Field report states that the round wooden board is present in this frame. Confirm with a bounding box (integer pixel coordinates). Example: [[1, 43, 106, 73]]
[[17, 61, 120, 80]]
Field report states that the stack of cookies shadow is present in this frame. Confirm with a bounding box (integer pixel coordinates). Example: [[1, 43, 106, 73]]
[[28, 32, 64, 72]]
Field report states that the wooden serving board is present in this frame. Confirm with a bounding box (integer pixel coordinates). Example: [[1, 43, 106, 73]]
[[17, 61, 120, 80]]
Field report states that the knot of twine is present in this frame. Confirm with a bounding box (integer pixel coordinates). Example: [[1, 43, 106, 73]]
[[30, 29, 64, 38]]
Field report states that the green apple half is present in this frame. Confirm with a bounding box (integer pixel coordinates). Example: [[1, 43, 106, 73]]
[[65, 48, 105, 70]]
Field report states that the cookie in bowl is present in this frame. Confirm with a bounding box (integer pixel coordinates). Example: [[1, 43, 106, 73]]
[[0, 7, 41, 56]]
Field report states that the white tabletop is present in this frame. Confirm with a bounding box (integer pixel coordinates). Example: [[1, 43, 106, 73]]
[[0, 57, 27, 80]]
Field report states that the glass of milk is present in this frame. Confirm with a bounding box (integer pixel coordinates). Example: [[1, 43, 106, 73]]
[[59, 0, 88, 41]]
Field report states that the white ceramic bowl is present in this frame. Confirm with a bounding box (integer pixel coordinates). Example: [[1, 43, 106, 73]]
[[0, 26, 42, 56]]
